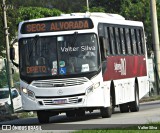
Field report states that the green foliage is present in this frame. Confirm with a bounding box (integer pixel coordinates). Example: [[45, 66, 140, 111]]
[[90, 0, 122, 13], [0, 4, 62, 58], [90, 7, 105, 12], [0, 67, 7, 88], [0, 5, 17, 58], [48, 0, 86, 13], [17, 7, 62, 23], [18, 112, 36, 118], [0, 2, 19, 58], [6, 0, 51, 8], [120, 0, 152, 50], [74, 129, 160, 133], [12, 72, 20, 84], [81, 6, 105, 13], [0, 66, 20, 88], [7, 0, 86, 13]]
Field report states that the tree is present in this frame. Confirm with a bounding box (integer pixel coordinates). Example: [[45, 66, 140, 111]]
[[0, 0, 160, 58], [6, 0, 87, 13], [7, 0, 51, 8], [0, 2, 17, 58], [0, 67, 7, 88], [17, 7, 61, 23], [80, 6, 105, 13], [120, 0, 152, 51], [0, 4, 62, 58], [0, 66, 20, 88], [47, 0, 86, 13], [156, 0, 160, 45], [90, 0, 122, 13]]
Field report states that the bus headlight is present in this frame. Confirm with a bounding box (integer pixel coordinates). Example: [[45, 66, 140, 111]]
[[94, 82, 100, 89], [22, 87, 35, 100], [86, 86, 93, 94], [22, 87, 27, 94], [28, 90, 35, 100], [86, 82, 100, 95]]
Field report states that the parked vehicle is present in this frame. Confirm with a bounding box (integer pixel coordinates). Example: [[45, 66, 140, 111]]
[[0, 88, 22, 114]]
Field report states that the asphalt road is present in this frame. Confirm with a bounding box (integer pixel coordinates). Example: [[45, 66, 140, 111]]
[[0, 100, 160, 131]]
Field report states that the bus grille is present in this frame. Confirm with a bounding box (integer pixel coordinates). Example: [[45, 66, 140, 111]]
[[31, 77, 88, 88], [40, 97, 82, 105]]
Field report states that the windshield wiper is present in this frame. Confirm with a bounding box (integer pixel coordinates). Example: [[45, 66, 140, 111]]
[[71, 32, 78, 47], [28, 35, 40, 59]]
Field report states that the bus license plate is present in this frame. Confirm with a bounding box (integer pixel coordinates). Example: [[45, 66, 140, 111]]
[[53, 99, 67, 104]]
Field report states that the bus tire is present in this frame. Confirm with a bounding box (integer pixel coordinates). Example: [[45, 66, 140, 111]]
[[100, 107, 112, 118], [129, 83, 139, 112], [119, 103, 129, 113], [66, 110, 76, 118], [37, 111, 49, 123], [100, 96, 112, 118]]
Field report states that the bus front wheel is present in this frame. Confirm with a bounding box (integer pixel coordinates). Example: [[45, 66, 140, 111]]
[[100, 96, 112, 118], [37, 111, 50, 123]]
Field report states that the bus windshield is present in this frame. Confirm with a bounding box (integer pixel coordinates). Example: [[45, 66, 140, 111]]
[[19, 33, 99, 78]]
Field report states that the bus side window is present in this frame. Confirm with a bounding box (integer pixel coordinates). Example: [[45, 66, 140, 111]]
[[104, 26, 110, 55], [98, 23, 108, 61], [135, 29, 142, 54], [109, 27, 116, 55], [119, 28, 126, 55], [129, 28, 134, 54], [131, 28, 137, 54], [139, 29, 145, 54], [114, 27, 121, 55], [118, 28, 123, 54], [125, 28, 132, 55], [99, 36, 107, 61]]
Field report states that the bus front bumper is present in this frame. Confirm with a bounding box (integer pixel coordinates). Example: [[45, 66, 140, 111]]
[[21, 87, 107, 111]]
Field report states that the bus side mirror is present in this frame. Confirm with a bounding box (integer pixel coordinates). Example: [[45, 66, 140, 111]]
[[10, 47, 15, 60], [10, 46, 19, 68]]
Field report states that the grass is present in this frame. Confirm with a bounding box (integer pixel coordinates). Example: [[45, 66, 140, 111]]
[[74, 130, 160, 133], [74, 122, 160, 133], [17, 111, 36, 118], [0, 111, 36, 122], [140, 95, 160, 103]]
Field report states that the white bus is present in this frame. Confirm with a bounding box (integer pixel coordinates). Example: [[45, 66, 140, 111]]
[[13, 13, 149, 123]]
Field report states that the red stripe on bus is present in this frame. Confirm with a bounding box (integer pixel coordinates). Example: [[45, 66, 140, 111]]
[[103, 55, 147, 81]]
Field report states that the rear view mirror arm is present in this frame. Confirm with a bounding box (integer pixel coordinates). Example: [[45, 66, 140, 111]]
[[11, 60, 19, 68]]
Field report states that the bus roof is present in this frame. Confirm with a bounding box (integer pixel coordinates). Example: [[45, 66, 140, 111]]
[[19, 12, 143, 35], [62, 12, 125, 20], [20, 12, 134, 23]]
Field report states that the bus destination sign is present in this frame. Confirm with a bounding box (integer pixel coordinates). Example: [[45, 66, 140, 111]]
[[21, 18, 94, 34]]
